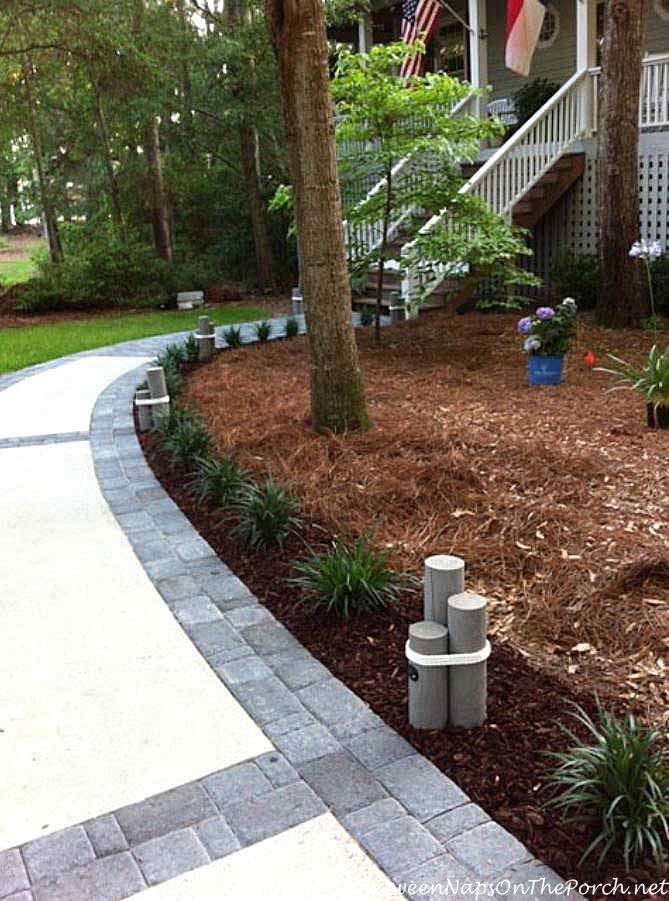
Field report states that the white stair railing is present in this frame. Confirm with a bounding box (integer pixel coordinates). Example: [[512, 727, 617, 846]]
[[591, 53, 669, 129], [401, 68, 591, 311], [342, 93, 478, 265]]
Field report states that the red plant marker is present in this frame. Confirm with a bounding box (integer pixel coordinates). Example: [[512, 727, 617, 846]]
[[583, 351, 595, 368]]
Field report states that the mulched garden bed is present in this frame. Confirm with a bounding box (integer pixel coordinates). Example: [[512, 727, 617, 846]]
[[138, 310, 669, 895]]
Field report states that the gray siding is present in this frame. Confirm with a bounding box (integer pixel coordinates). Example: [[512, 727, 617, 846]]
[[486, 0, 669, 103]]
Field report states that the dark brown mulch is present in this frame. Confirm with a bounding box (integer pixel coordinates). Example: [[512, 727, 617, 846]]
[[139, 427, 660, 896]]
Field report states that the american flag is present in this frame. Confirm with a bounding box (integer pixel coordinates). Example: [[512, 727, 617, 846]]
[[399, 0, 443, 80]]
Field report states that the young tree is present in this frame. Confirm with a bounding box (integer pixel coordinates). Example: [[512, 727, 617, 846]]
[[596, 0, 647, 327], [335, 42, 506, 338], [264, 0, 369, 433]]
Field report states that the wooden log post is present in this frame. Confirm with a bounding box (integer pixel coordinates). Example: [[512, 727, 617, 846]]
[[407, 621, 449, 730], [447, 592, 488, 728], [424, 555, 465, 626], [146, 366, 170, 423], [196, 316, 215, 363], [135, 387, 153, 432]]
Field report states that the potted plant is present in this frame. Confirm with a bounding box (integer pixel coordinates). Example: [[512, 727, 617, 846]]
[[517, 298, 578, 386], [596, 344, 669, 429]]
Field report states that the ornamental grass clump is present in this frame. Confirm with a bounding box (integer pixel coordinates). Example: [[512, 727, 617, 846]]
[[232, 478, 301, 549], [290, 540, 409, 618], [284, 316, 299, 338], [517, 297, 578, 356], [189, 455, 251, 507], [547, 703, 669, 873], [596, 344, 669, 428], [184, 333, 199, 363], [223, 326, 243, 349], [255, 321, 272, 343], [160, 413, 211, 468]]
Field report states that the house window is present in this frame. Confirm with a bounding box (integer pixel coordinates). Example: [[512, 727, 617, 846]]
[[435, 20, 467, 80], [537, 4, 560, 48], [654, 0, 669, 21]]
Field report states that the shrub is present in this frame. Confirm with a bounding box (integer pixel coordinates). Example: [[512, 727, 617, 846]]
[[189, 455, 251, 506], [359, 305, 375, 326], [255, 320, 272, 343], [513, 78, 560, 128], [152, 405, 189, 438], [156, 344, 187, 371], [551, 253, 599, 310], [223, 326, 243, 349], [285, 316, 299, 338], [184, 334, 199, 363], [232, 478, 301, 549], [290, 539, 408, 618], [547, 703, 669, 872], [160, 414, 211, 467]]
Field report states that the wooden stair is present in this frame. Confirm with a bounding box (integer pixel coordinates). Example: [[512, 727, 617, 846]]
[[511, 152, 585, 229]]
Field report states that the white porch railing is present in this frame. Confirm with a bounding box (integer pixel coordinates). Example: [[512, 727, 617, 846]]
[[591, 53, 669, 129], [401, 68, 590, 309], [342, 93, 478, 265]]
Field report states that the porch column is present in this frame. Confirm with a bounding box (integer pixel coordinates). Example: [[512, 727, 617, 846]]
[[468, 0, 488, 119], [357, 14, 373, 53], [576, 0, 597, 134]]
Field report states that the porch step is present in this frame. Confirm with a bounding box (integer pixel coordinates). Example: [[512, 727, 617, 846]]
[[512, 152, 585, 229]]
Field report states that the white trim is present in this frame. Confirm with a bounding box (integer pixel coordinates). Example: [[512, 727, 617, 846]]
[[135, 395, 170, 407], [405, 639, 491, 668]]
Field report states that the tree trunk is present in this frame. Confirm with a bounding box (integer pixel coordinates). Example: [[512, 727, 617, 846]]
[[239, 123, 277, 290], [264, 0, 369, 433], [0, 192, 11, 234], [145, 116, 172, 264], [22, 54, 63, 263], [596, 0, 646, 327], [92, 82, 124, 230]]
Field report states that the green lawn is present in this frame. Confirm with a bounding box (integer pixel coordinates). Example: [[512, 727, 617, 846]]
[[0, 306, 267, 374], [0, 258, 36, 285]]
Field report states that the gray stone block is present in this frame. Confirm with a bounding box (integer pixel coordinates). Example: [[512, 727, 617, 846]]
[[428, 804, 490, 844], [187, 620, 244, 659], [84, 815, 129, 857], [116, 781, 216, 845], [394, 852, 475, 898], [267, 650, 329, 690], [0, 849, 29, 898], [242, 622, 300, 656], [255, 752, 300, 788], [298, 752, 387, 816], [174, 539, 215, 563], [223, 783, 324, 846], [116, 511, 154, 533], [344, 726, 414, 771], [194, 817, 240, 861], [31, 853, 145, 901], [170, 596, 223, 626], [263, 711, 316, 739], [145, 498, 179, 516], [23, 826, 95, 883], [131, 538, 173, 564], [155, 575, 199, 602], [210, 644, 254, 666], [4, 892, 32, 901], [447, 822, 530, 877], [342, 798, 406, 838], [224, 606, 273, 630], [216, 655, 272, 686], [359, 816, 444, 880], [500, 863, 575, 899], [298, 678, 371, 729], [376, 755, 468, 822], [274, 723, 340, 765], [156, 513, 192, 535], [132, 829, 209, 886], [144, 559, 188, 581], [202, 762, 273, 810], [231, 676, 304, 725]]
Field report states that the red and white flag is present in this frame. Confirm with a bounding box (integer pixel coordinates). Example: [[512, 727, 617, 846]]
[[399, 0, 443, 80], [506, 0, 547, 77]]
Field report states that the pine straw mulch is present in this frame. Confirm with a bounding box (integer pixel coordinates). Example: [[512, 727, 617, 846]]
[[139, 310, 669, 892]]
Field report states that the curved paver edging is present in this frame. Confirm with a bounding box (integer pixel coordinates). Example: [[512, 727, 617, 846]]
[[0, 317, 570, 900]]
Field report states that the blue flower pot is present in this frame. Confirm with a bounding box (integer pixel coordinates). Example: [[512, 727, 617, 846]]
[[527, 355, 564, 386]]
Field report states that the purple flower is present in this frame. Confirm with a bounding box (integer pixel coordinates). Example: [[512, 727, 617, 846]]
[[535, 307, 555, 321], [517, 316, 532, 335]]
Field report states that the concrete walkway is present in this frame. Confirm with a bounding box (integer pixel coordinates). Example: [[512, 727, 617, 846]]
[[0, 320, 566, 901]]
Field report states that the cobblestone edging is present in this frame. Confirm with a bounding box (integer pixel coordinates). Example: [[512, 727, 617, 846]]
[[0, 320, 569, 901]]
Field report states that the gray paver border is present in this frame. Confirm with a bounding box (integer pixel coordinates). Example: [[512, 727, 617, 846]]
[[0, 318, 569, 901]]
